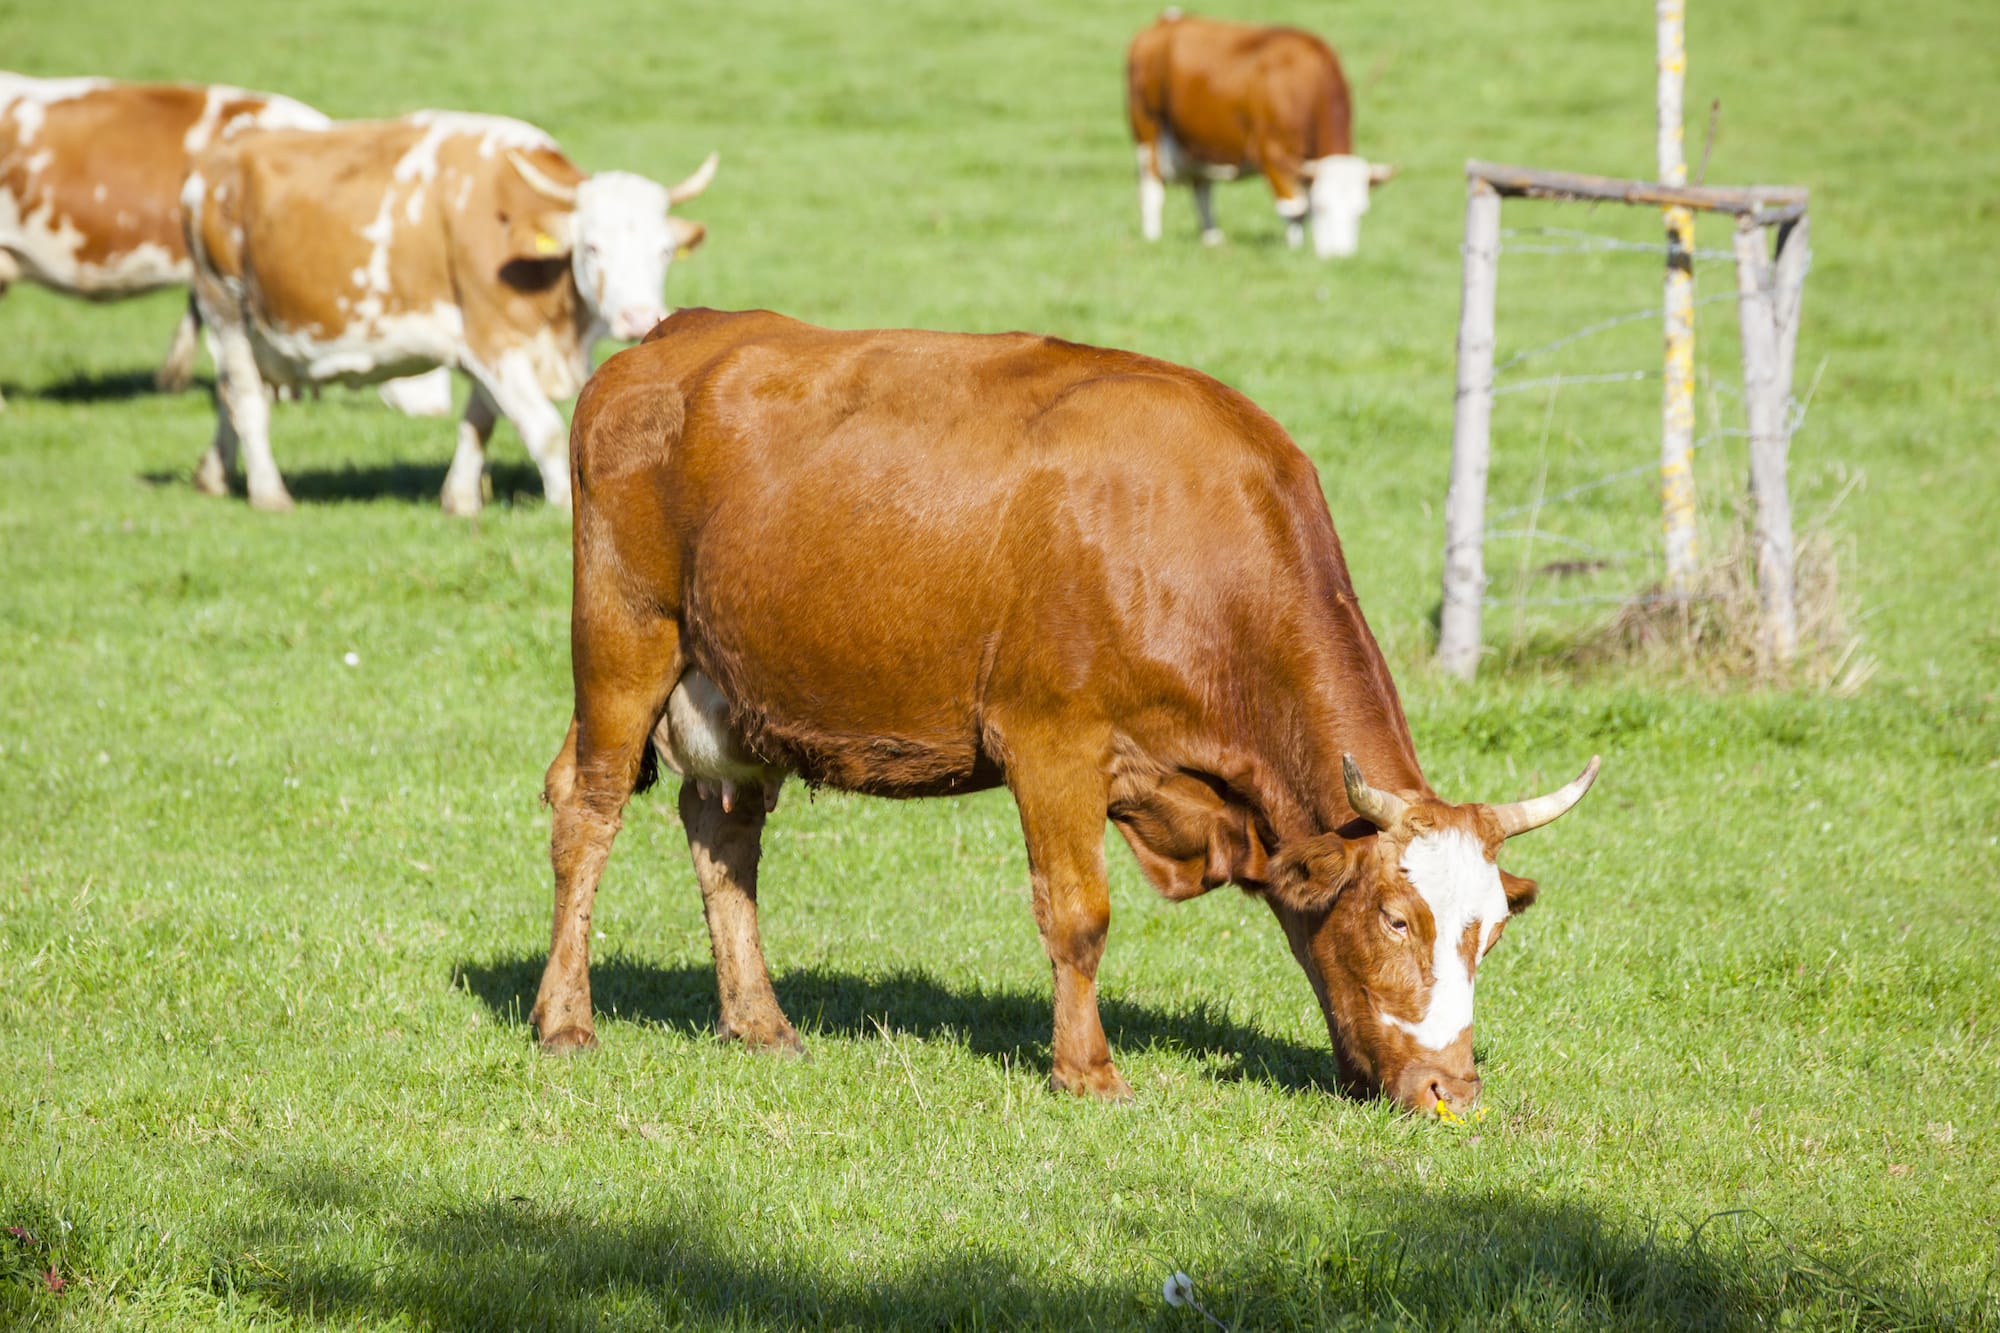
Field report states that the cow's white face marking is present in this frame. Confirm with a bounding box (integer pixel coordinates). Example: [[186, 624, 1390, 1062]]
[[570, 171, 675, 342], [1382, 829, 1507, 1051], [1306, 154, 1371, 259]]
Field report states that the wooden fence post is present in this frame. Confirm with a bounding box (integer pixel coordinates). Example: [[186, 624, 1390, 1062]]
[[1657, 0, 1699, 595], [1733, 214, 1798, 666], [1771, 212, 1811, 420], [1437, 176, 1501, 679]]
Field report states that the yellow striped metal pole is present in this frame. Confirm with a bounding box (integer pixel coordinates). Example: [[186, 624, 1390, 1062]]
[[1658, 0, 1699, 595]]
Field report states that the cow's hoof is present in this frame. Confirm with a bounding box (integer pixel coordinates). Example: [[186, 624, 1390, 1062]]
[[1051, 1064, 1134, 1102], [249, 490, 296, 514], [537, 1025, 599, 1056], [721, 1018, 806, 1058], [440, 490, 483, 518], [193, 458, 229, 496], [1200, 228, 1226, 247]]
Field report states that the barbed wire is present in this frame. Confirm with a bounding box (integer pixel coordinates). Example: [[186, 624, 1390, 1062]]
[[1494, 369, 1654, 396], [1485, 591, 1710, 607], [1483, 529, 1651, 560], [1499, 226, 1737, 262], [1484, 426, 1745, 525], [1492, 290, 1740, 376]]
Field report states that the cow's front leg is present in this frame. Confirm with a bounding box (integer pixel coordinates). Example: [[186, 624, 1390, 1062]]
[[1010, 750, 1128, 1100], [1136, 145, 1165, 242], [477, 351, 571, 512], [1269, 167, 1311, 252], [441, 383, 496, 517], [680, 779, 801, 1053], [1193, 179, 1224, 247]]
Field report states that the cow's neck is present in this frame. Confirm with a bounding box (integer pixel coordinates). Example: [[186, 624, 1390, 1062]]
[[1273, 569, 1430, 842]]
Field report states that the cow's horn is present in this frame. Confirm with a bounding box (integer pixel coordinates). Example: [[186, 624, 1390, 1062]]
[[1489, 756, 1601, 837], [666, 151, 719, 206], [507, 150, 579, 207], [1367, 161, 1399, 186], [1342, 754, 1409, 829]]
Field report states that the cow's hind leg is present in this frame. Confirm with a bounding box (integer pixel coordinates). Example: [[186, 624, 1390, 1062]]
[[535, 617, 680, 1053], [0, 254, 16, 409], [1007, 735, 1127, 1100], [156, 294, 201, 393], [201, 323, 291, 511], [680, 778, 800, 1053]]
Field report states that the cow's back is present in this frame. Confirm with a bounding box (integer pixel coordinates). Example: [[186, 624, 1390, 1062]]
[[1126, 16, 1351, 168], [187, 113, 581, 387], [581, 308, 1341, 796], [1, 77, 325, 297]]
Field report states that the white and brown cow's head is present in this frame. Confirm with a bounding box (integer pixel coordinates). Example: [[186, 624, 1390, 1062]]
[[1266, 754, 1599, 1113], [1301, 156, 1397, 259], [503, 149, 716, 342]]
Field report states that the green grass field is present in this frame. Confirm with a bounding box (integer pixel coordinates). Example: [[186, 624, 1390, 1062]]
[[3, 0, 1997, 1328]]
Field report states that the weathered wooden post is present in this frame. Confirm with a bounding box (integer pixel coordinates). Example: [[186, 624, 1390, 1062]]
[[1733, 214, 1798, 666], [1437, 175, 1502, 679], [1657, 0, 1699, 594], [1771, 212, 1811, 419]]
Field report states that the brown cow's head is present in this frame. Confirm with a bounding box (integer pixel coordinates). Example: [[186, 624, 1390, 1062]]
[[1265, 754, 1598, 1114], [505, 150, 717, 341]]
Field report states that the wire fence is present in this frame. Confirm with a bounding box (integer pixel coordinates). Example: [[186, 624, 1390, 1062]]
[[1469, 225, 1820, 615]]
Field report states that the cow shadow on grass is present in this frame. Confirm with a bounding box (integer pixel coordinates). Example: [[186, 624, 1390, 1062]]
[[134, 459, 546, 507], [283, 460, 546, 507], [210, 1156, 1948, 1330], [456, 954, 1342, 1094], [0, 369, 199, 402]]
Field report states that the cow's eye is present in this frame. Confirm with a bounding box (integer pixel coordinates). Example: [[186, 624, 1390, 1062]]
[[1380, 909, 1409, 939]]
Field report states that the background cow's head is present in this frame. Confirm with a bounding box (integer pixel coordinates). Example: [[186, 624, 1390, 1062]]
[[506, 150, 717, 340], [1303, 154, 1396, 259], [1263, 754, 1598, 1113]]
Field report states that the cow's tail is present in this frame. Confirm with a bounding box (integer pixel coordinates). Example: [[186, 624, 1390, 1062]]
[[155, 293, 201, 392]]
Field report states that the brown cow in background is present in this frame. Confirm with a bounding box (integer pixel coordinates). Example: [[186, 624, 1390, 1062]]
[[0, 74, 329, 407], [1126, 11, 1395, 257], [533, 307, 1599, 1115]]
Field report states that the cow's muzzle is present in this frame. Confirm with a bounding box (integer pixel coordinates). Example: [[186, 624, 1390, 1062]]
[[611, 308, 668, 341], [1393, 1064, 1481, 1116]]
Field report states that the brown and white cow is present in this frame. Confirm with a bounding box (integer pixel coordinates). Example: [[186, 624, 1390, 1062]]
[[182, 111, 716, 513], [533, 307, 1599, 1115], [1125, 12, 1395, 258], [0, 73, 330, 407]]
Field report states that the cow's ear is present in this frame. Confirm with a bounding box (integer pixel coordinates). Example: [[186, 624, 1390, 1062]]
[[667, 215, 706, 257], [1268, 834, 1359, 914], [1500, 869, 1539, 915], [504, 211, 573, 266]]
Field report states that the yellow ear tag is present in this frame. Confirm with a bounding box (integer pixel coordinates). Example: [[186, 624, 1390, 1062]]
[[532, 231, 561, 256]]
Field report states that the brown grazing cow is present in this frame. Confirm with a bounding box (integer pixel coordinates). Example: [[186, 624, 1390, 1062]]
[[0, 73, 329, 408], [1125, 11, 1394, 257], [534, 307, 1600, 1114], [183, 112, 715, 513]]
